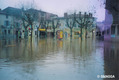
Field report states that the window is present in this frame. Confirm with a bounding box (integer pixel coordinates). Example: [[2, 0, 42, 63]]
[[0, 29, 1, 34], [6, 15, 8, 19], [74, 32, 79, 35], [4, 30, 6, 35], [117, 25, 119, 35], [6, 21, 9, 26], [35, 31, 37, 35], [16, 23, 18, 27], [16, 23, 20, 27], [4, 21, 9, 26], [8, 30, 10, 34], [104, 30, 106, 35], [102, 31, 105, 35], [107, 29, 110, 35], [111, 26, 115, 35]]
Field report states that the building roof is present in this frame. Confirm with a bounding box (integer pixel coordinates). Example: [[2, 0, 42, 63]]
[[0, 11, 6, 15], [2, 7, 22, 17], [54, 17, 66, 20], [2, 7, 58, 21]]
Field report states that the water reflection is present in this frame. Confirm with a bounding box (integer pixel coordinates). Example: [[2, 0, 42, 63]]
[[104, 42, 119, 80], [0, 38, 118, 80]]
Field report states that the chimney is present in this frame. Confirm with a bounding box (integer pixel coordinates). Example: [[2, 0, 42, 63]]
[[90, 13, 92, 17], [64, 13, 68, 18], [84, 12, 87, 17], [79, 12, 81, 17]]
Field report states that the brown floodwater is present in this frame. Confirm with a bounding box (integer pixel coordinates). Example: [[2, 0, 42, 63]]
[[0, 38, 118, 80]]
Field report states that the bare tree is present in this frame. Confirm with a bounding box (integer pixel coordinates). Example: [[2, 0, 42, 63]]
[[22, 10, 30, 38], [66, 13, 76, 38], [75, 12, 94, 39], [38, 16, 49, 37], [22, 10, 34, 40], [44, 20, 50, 37], [19, 0, 39, 41], [41, 20, 50, 37], [21, 7, 40, 41], [12, 16, 22, 38], [52, 19, 60, 37]]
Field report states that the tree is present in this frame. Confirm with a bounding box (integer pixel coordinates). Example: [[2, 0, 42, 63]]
[[38, 16, 49, 37], [43, 20, 50, 37], [52, 19, 60, 37], [12, 16, 22, 38], [21, 7, 40, 41], [75, 12, 95, 39], [74, 12, 83, 39], [22, 11, 33, 40], [66, 13, 76, 38], [45, 20, 50, 37], [22, 11, 30, 38], [19, 0, 39, 40]]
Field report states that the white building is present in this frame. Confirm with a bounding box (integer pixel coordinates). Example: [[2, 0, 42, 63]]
[[0, 11, 14, 39]]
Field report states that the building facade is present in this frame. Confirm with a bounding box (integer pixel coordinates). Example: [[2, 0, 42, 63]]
[[52, 12, 96, 39], [104, 0, 119, 42], [2, 7, 58, 39], [0, 11, 14, 39]]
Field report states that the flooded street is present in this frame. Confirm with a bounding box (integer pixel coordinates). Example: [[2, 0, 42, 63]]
[[0, 38, 118, 80]]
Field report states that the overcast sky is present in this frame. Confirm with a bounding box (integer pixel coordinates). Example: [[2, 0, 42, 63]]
[[0, 0, 105, 21]]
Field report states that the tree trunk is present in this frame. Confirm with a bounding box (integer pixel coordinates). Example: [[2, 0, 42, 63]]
[[24, 29, 28, 38], [53, 28, 55, 37], [81, 27, 82, 40], [70, 28, 72, 38], [85, 26, 87, 38], [37, 27, 39, 37], [45, 28, 47, 38], [30, 24, 33, 42]]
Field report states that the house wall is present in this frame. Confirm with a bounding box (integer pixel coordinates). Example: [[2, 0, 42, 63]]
[[53, 16, 96, 39], [104, 24, 119, 42], [0, 13, 14, 39], [0, 14, 13, 27], [104, 0, 119, 42]]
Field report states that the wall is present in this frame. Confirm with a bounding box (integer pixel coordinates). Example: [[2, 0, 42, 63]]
[[0, 13, 14, 39]]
